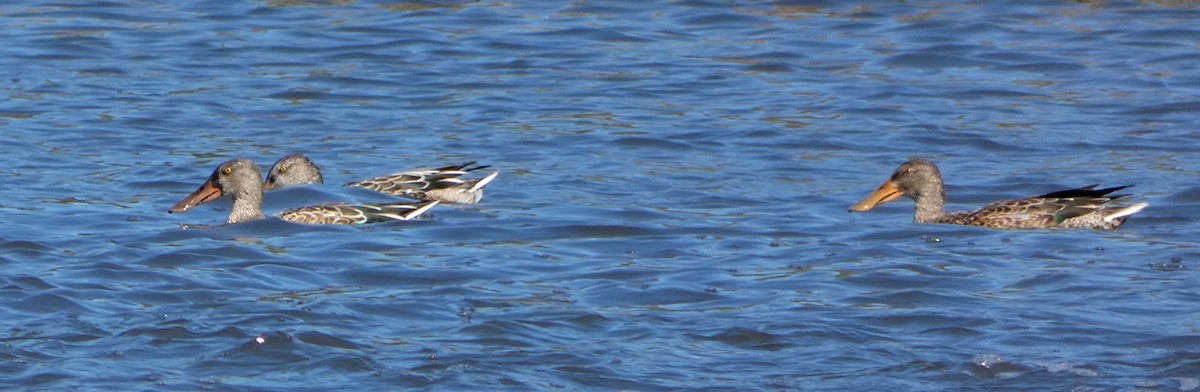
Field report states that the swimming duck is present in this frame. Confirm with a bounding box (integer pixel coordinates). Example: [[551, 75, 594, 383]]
[[169, 158, 438, 225], [848, 158, 1148, 230], [263, 154, 498, 204]]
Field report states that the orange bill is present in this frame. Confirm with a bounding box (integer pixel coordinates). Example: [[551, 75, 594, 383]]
[[169, 177, 224, 213], [849, 180, 903, 212]]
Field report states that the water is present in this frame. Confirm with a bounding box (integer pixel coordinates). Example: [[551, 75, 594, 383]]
[[2, 1, 1199, 390]]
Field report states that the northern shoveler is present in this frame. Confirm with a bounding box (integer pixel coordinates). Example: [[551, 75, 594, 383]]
[[169, 158, 438, 225], [263, 154, 498, 204], [848, 158, 1148, 230]]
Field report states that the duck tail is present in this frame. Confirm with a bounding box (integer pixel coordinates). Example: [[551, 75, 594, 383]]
[[375, 200, 440, 221], [469, 171, 500, 192], [1104, 202, 1148, 223]]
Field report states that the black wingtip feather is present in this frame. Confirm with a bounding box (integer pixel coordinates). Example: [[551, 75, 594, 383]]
[[1038, 184, 1134, 199]]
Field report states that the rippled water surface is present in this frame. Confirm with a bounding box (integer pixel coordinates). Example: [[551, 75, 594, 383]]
[[3, 1, 1199, 390]]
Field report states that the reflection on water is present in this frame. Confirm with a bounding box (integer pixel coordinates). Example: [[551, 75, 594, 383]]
[[2, 1, 1199, 390]]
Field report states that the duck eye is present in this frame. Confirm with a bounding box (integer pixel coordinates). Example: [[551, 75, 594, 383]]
[[279, 166, 287, 173], [223, 167, 233, 175]]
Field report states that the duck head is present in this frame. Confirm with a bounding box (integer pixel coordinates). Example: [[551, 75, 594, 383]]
[[263, 154, 324, 190], [849, 158, 944, 212], [169, 158, 263, 213]]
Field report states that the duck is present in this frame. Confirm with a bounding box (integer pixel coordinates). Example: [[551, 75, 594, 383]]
[[263, 154, 498, 204], [848, 158, 1148, 230], [169, 158, 438, 225]]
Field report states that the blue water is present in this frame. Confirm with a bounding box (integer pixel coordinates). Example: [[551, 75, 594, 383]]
[[3, 1, 1199, 390]]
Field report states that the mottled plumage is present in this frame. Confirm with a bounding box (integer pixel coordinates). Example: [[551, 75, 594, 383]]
[[264, 154, 498, 204], [276, 202, 438, 225], [848, 158, 1148, 230], [346, 163, 499, 205], [169, 158, 437, 225]]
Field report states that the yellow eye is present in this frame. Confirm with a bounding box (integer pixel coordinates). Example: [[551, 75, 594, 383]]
[[279, 166, 288, 173], [223, 167, 233, 175]]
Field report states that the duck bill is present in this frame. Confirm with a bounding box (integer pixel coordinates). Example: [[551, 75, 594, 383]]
[[262, 177, 275, 191], [169, 177, 224, 213], [849, 180, 904, 212]]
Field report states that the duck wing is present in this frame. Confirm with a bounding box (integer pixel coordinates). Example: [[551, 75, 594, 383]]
[[1035, 184, 1131, 199], [967, 190, 1133, 229], [277, 201, 439, 225], [346, 162, 489, 196]]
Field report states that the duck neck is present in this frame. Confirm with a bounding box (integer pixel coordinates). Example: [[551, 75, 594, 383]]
[[910, 182, 948, 223], [228, 190, 267, 224]]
